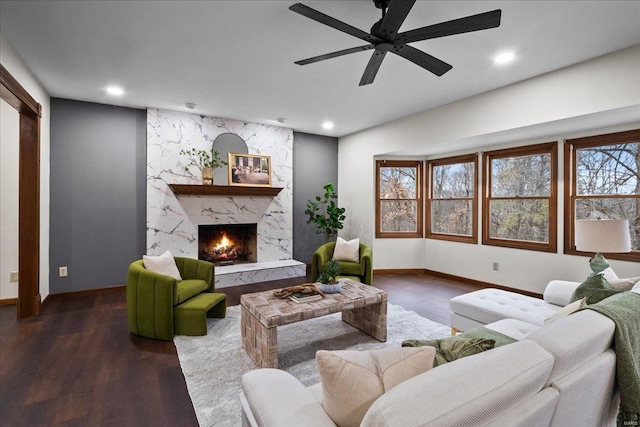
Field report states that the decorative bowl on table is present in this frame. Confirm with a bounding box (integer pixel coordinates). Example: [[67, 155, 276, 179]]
[[316, 282, 343, 294]]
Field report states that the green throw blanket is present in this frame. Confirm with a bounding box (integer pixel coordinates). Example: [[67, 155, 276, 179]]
[[584, 292, 640, 426], [402, 327, 516, 367]]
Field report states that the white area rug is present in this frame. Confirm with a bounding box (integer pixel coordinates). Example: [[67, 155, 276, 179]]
[[174, 303, 450, 427]]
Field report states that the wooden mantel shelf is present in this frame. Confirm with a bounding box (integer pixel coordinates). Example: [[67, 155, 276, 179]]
[[168, 184, 283, 197]]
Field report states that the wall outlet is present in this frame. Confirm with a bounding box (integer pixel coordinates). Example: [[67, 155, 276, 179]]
[[10, 271, 19, 282], [492, 262, 499, 271], [59, 266, 68, 278]]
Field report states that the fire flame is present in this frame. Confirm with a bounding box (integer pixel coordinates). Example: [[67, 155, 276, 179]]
[[214, 234, 232, 251]]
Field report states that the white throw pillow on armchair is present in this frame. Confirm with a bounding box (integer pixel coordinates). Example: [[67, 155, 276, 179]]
[[333, 237, 360, 263], [143, 249, 182, 280]]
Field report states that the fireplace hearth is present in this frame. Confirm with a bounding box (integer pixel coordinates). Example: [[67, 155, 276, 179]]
[[198, 224, 257, 266]]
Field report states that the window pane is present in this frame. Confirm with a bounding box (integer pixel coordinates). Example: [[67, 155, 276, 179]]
[[432, 162, 474, 199], [431, 200, 473, 235], [491, 154, 550, 197], [380, 200, 417, 232], [380, 167, 416, 199], [576, 197, 639, 251], [489, 199, 549, 242], [577, 142, 639, 196]]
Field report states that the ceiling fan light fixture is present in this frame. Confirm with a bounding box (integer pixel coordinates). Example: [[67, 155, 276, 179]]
[[494, 52, 515, 65]]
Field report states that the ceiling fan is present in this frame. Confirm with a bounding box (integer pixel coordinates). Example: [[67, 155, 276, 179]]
[[290, 0, 502, 86]]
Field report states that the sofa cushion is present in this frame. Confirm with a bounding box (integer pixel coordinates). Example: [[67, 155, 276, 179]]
[[485, 319, 540, 340], [316, 347, 435, 427], [174, 279, 209, 305], [336, 261, 361, 276], [332, 237, 359, 262], [570, 273, 620, 305], [143, 250, 182, 280], [361, 341, 554, 426], [601, 267, 619, 281], [543, 280, 581, 306], [524, 309, 614, 386], [242, 369, 337, 427], [450, 288, 560, 326], [609, 276, 640, 292]]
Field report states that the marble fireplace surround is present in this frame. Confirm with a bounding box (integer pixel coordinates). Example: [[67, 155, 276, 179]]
[[146, 108, 305, 287]]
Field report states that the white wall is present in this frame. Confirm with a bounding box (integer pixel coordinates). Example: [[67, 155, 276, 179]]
[[0, 34, 51, 300], [339, 45, 640, 294], [0, 99, 19, 299]]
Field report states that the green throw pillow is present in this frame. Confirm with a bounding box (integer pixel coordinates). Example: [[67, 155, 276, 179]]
[[402, 337, 495, 367], [570, 273, 620, 305]]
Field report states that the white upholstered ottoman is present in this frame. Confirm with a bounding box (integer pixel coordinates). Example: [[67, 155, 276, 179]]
[[450, 288, 562, 333]]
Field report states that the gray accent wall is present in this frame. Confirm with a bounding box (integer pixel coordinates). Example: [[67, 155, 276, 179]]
[[292, 132, 339, 264], [50, 98, 146, 293]]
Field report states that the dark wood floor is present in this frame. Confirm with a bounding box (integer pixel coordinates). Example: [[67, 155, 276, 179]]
[[0, 273, 481, 426]]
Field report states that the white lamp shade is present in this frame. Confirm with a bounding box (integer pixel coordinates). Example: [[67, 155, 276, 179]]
[[575, 219, 631, 253]]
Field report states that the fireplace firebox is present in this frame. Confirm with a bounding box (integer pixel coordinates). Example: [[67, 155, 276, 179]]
[[198, 224, 257, 266]]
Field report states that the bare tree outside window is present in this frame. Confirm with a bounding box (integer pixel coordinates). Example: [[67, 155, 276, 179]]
[[490, 153, 551, 242], [566, 131, 640, 257], [427, 154, 477, 242], [376, 160, 423, 238], [483, 143, 557, 252]]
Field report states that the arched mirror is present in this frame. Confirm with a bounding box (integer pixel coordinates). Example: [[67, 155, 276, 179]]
[[212, 133, 247, 185]]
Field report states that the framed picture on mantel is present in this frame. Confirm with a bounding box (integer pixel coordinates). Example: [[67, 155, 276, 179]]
[[228, 153, 272, 187]]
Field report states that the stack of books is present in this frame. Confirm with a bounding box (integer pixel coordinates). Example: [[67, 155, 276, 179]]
[[289, 292, 323, 304]]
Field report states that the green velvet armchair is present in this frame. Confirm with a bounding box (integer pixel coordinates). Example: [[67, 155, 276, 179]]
[[126, 257, 226, 341], [311, 242, 373, 285]]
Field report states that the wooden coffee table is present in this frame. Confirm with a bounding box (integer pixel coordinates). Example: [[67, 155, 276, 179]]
[[240, 280, 387, 368]]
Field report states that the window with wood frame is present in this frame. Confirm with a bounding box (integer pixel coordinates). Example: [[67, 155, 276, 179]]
[[564, 129, 639, 261], [482, 142, 557, 252], [376, 160, 423, 238], [426, 154, 478, 243]]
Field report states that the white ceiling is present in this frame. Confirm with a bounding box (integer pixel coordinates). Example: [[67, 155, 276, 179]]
[[1, 1, 639, 138]]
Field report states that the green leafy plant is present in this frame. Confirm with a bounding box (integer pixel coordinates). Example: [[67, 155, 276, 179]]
[[180, 148, 228, 171], [317, 271, 331, 285], [305, 183, 346, 241], [322, 260, 342, 284]]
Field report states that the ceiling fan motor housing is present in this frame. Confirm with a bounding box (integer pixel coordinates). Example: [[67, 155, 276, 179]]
[[373, 0, 390, 10]]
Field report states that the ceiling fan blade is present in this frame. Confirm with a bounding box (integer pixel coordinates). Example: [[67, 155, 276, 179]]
[[290, 3, 381, 44], [376, 0, 416, 40], [359, 51, 387, 86], [295, 44, 374, 65], [392, 45, 452, 76], [397, 9, 502, 44]]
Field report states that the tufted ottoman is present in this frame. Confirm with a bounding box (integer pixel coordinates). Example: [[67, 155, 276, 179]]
[[450, 288, 561, 334]]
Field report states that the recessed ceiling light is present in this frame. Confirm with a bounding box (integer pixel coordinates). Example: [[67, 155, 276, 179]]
[[322, 121, 334, 130], [106, 86, 124, 96], [494, 52, 515, 65], [184, 102, 197, 109]]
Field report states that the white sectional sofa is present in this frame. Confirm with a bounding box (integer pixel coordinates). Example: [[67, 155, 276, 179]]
[[240, 298, 635, 427], [450, 268, 638, 333], [240, 269, 639, 427], [449, 280, 581, 333]]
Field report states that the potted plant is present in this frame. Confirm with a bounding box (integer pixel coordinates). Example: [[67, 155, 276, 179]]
[[305, 183, 346, 241], [316, 260, 343, 293], [180, 148, 228, 185]]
